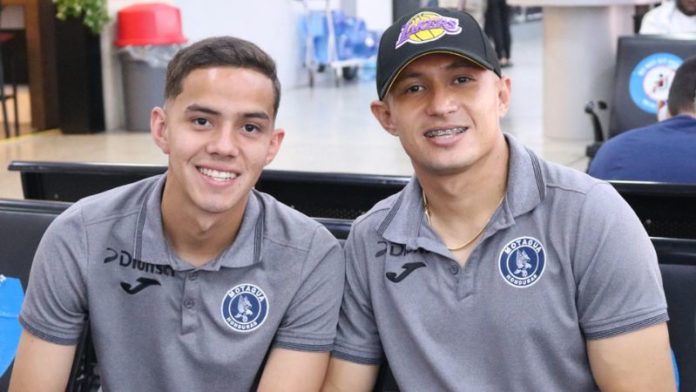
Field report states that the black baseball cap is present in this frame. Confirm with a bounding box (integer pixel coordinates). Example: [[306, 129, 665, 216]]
[[376, 7, 500, 100]]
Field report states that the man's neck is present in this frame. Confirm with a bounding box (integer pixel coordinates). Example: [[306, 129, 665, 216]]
[[160, 193, 246, 268], [418, 137, 510, 264], [419, 138, 509, 220]]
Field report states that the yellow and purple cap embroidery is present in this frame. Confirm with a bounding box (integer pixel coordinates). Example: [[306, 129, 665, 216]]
[[395, 11, 462, 49]]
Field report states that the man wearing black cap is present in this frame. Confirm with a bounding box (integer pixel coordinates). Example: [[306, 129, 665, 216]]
[[322, 7, 675, 391]]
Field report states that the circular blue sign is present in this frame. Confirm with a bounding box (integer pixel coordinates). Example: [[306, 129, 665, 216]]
[[629, 53, 683, 114]]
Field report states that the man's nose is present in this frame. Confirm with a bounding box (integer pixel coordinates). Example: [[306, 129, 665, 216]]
[[425, 86, 458, 116], [207, 127, 240, 156]]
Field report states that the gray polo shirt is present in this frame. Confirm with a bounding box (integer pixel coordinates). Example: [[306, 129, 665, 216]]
[[20, 174, 344, 391], [333, 134, 667, 391]]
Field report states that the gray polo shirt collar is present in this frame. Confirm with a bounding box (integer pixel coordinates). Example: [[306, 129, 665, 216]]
[[135, 174, 264, 271], [378, 134, 546, 254]]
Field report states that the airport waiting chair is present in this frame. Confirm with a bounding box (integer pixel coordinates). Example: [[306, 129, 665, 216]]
[[0, 199, 71, 390], [610, 181, 696, 240], [653, 238, 696, 392]]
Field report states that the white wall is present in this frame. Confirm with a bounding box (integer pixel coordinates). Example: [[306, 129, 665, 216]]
[[352, 0, 393, 31]]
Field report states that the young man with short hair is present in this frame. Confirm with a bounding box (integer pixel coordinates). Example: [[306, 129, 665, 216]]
[[10, 36, 344, 392], [323, 8, 675, 391]]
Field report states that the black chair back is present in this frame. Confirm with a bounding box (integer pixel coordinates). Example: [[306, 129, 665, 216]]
[[8, 160, 410, 220], [611, 181, 696, 240], [608, 34, 696, 139], [0, 199, 70, 390], [653, 238, 696, 392]]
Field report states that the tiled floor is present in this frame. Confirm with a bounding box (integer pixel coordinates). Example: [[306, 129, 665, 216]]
[[0, 20, 591, 200]]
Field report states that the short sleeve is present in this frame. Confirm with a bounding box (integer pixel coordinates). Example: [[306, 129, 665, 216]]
[[573, 183, 668, 339], [19, 207, 89, 345], [273, 226, 345, 351], [332, 223, 384, 365]]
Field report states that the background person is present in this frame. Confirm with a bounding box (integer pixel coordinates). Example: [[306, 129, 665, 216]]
[[588, 55, 696, 183], [485, 0, 513, 67], [639, 0, 696, 34]]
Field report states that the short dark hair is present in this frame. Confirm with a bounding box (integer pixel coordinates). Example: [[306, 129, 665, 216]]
[[668, 55, 696, 116], [165, 36, 281, 117]]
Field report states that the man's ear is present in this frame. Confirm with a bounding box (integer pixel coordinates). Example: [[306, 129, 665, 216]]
[[498, 75, 512, 117], [370, 99, 398, 136], [264, 128, 285, 165], [150, 107, 170, 154]]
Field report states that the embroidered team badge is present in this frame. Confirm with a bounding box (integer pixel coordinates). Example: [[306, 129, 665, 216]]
[[395, 11, 462, 49], [498, 236, 546, 288], [221, 283, 269, 333]]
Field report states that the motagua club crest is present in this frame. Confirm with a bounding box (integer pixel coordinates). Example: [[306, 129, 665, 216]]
[[221, 283, 269, 333], [498, 236, 546, 288]]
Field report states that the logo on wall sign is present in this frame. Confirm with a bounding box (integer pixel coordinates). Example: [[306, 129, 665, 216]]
[[221, 283, 269, 333], [498, 236, 546, 288], [629, 53, 683, 114], [395, 11, 462, 49]]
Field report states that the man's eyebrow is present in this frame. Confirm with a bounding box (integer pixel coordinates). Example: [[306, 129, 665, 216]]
[[185, 104, 221, 116], [242, 112, 270, 121], [184, 105, 270, 121], [396, 70, 423, 83]]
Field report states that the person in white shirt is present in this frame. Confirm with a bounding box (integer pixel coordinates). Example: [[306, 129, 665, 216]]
[[640, 0, 696, 34]]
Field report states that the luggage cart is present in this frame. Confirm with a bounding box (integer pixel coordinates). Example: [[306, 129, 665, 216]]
[[300, 0, 367, 87]]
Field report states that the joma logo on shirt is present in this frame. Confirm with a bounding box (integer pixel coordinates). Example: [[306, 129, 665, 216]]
[[375, 241, 426, 258], [386, 262, 426, 283], [121, 277, 161, 294], [103, 248, 175, 277]]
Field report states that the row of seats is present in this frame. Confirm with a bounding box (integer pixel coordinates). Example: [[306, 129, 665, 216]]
[[9, 160, 696, 239]]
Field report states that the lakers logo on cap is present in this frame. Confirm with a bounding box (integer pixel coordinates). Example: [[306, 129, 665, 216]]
[[395, 12, 462, 49]]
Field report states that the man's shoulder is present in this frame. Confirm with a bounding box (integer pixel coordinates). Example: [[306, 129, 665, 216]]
[[66, 175, 161, 225], [350, 191, 404, 236], [645, 1, 677, 18], [254, 190, 340, 247], [537, 154, 606, 196]]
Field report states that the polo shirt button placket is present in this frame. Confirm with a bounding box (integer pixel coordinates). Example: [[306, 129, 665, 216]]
[[181, 271, 200, 334]]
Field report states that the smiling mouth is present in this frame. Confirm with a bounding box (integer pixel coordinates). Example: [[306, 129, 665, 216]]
[[424, 127, 467, 138], [198, 167, 237, 182]]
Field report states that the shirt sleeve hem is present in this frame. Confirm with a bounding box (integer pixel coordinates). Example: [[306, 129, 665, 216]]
[[331, 350, 382, 365], [19, 315, 81, 346], [273, 341, 333, 353], [584, 312, 669, 340]]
